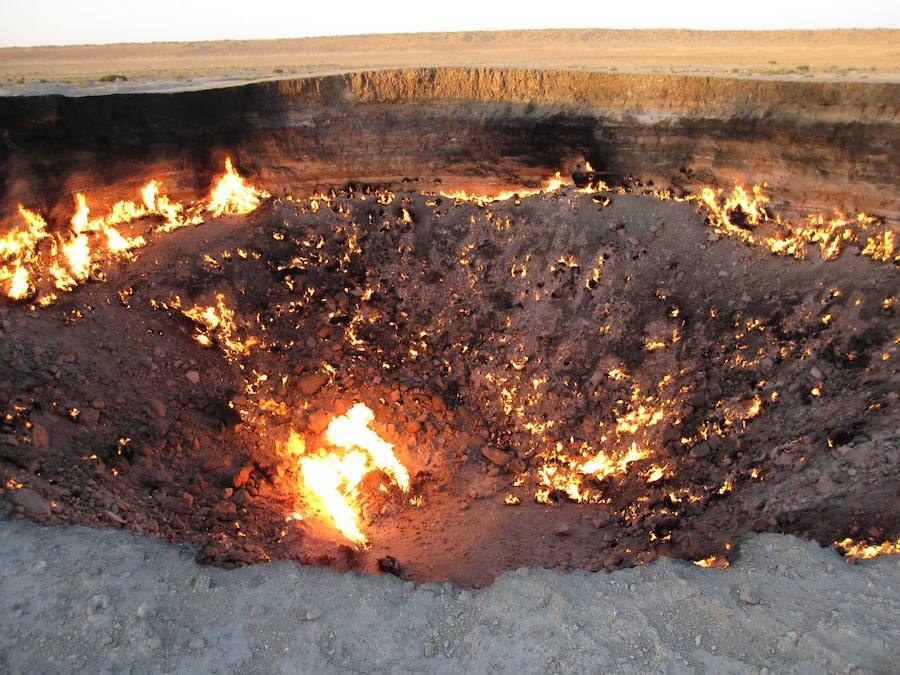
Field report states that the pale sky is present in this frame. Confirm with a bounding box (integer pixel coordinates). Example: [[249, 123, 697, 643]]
[[0, 0, 898, 48]]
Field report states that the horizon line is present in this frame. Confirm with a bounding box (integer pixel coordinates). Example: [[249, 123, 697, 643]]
[[2, 26, 899, 51]]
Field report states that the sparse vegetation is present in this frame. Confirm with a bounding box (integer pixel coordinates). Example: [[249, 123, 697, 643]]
[[98, 74, 128, 83]]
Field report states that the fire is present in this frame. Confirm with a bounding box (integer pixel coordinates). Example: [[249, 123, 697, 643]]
[[207, 157, 270, 217], [300, 448, 371, 543], [693, 555, 729, 569], [834, 537, 900, 560], [582, 442, 649, 479], [696, 183, 896, 262], [324, 403, 410, 491], [440, 172, 570, 206], [293, 403, 410, 544], [182, 293, 258, 357], [2, 158, 267, 303]]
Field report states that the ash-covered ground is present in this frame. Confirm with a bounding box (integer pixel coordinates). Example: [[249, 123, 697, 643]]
[[0, 184, 897, 585]]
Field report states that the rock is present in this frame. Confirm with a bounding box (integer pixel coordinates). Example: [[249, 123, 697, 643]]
[[377, 555, 404, 577], [192, 575, 211, 592], [482, 447, 511, 466], [232, 488, 251, 507], [553, 522, 572, 537], [148, 399, 167, 419], [592, 511, 612, 528], [249, 605, 266, 617], [159, 494, 193, 515], [506, 457, 526, 474], [690, 442, 711, 459], [31, 423, 49, 450], [304, 608, 322, 621], [12, 489, 51, 518], [430, 394, 446, 412], [80, 408, 100, 425], [103, 510, 126, 526], [231, 463, 253, 488], [186, 371, 201, 384], [424, 642, 436, 657], [308, 410, 331, 434], [737, 584, 759, 605], [213, 501, 238, 521], [91, 398, 106, 409], [298, 372, 327, 397], [188, 637, 206, 650]]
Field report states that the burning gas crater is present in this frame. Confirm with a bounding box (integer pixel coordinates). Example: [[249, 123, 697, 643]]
[[0, 157, 897, 584]]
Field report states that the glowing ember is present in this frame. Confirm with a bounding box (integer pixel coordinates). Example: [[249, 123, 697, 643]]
[[293, 403, 410, 544]]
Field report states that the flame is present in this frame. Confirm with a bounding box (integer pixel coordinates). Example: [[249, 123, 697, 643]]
[[2, 158, 266, 303], [182, 293, 258, 357], [325, 403, 410, 491], [693, 555, 729, 569], [300, 448, 371, 543], [440, 172, 570, 206], [834, 537, 900, 560], [294, 403, 409, 544], [696, 184, 897, 262], [207, 157, 270, 217], [582, 442, 649, 479], [0, 206, 49, 299]]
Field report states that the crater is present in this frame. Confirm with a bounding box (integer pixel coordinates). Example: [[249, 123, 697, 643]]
[[0, 69, 897, 586]]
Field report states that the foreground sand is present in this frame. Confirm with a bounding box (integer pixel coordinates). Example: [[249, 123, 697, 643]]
[[1, 29, 898, 96], [0, 522, 896, 673]]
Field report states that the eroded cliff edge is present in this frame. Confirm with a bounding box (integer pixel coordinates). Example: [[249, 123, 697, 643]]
[[1, 68, 898, 228]]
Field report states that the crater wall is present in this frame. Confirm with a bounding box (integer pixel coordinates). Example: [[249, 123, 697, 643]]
[[1, 68, 898, 228]]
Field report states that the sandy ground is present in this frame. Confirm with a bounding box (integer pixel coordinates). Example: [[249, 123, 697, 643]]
[[0, 522, 896, 673], [0, 29, 898, 96]]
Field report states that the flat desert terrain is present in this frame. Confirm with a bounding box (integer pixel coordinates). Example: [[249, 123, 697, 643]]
[[0, 28, 898, 95]]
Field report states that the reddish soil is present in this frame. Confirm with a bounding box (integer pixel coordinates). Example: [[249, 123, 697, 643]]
[[0, 181, 897, 586]]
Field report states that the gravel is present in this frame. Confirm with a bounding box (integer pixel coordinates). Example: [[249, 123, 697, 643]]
[[0, 521, 896, 673]]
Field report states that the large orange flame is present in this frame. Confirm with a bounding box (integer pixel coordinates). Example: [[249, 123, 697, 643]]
[[294, 403, 410, 544], [207, 157, 270, 217]]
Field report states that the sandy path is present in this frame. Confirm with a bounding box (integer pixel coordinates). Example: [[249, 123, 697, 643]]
[[0, 522, 896, 673]]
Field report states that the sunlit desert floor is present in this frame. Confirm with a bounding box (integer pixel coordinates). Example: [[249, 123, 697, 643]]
[[1, 28, 899, 96]]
